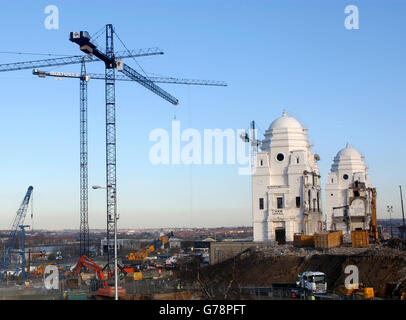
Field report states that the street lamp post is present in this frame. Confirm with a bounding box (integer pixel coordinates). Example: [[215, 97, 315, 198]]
[[400, 186, 406, 239], [92, 184, 118, 300]]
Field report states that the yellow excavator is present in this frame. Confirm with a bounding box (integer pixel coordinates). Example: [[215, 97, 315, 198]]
[[338, 283, 375, 300], [126, 232, 174, 263]]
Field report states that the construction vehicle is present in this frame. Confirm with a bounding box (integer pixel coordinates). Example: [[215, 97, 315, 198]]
[[349, 187, 380, 246], [338, 283, 374, 299], [296, 271, 327, 295], [31, 265, 42, 277], [1, 186, 34, 279], [165, 255, 178, 268], [124, 232, 174, 265], [369, 188, 379, 242], [72, 255, 126, 299]]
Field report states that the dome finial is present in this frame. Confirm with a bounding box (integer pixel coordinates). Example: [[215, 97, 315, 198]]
[[346, 142, 350, 148], [282, 110, 287, 117]]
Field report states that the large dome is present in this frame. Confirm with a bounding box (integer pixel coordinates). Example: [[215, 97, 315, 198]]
[[261, 111, 309, 152], [269, 111, 303, 130]]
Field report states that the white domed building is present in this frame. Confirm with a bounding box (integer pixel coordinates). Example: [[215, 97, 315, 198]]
[[252, 111, 323, 243], [325, 143, 374, 234]]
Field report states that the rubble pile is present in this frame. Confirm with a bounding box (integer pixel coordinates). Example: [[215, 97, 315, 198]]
[[385, 238, 406, 251], [178, 243, 406, 299]]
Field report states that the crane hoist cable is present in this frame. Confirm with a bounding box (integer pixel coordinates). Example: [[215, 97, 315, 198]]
[[90, 25, 105, 42], [114, 29, 151, 80], [188, 85, 193, 228]]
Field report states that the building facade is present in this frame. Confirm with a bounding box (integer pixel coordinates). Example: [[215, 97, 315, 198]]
[[252, 112, 323, 243], [325, 144, 374, 234]]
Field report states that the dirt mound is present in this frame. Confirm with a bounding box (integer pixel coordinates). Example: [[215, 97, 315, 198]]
[[178, 247, 406, 298], [385, 238, 406, 251]]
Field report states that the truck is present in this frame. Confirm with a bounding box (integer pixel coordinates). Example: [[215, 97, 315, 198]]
[[296, 271, 327, 295], [165, 255, 178, 268]]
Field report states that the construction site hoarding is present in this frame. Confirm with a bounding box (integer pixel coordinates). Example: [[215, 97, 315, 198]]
[[351, 230, 370, 248], [314, 231, 343, 249], [293, 234, 314, 247]]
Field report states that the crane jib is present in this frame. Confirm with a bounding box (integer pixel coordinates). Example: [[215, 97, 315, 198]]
[[0, 49, 163, 72]]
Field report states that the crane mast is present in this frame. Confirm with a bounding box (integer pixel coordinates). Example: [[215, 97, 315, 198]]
[[80, 59, 90, 257], [105, 24, 117, 269]]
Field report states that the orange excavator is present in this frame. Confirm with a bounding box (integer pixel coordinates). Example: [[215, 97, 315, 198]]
[[72, 255, 126, 299]]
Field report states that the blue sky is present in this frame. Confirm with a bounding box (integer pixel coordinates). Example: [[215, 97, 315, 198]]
[[0, 0, 405, 229]]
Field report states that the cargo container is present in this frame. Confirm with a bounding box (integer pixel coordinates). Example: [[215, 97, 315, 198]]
[[351, 230, 369, 247], [293, 234, 314, 247], [133, 271, 143, 280], [314, 231, 343, 249]]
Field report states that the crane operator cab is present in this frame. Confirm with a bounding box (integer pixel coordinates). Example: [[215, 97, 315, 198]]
[[70, 31, 95, 55]]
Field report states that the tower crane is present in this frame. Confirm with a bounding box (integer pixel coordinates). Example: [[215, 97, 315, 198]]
[[1, 186, 33, 274], [69, 25, 227, 278], [32, 67, 226, 257], [71, 27, 177, 276], [0, 43, 168, 259], [240, 121, 262, 169]]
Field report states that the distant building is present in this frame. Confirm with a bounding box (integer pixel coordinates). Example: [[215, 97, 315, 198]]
[[168, 238, 182, 249], [252, 111, 322, 243], [325, 144, 374, 234]]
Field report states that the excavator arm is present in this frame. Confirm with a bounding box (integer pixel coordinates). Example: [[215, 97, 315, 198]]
[[73, 255, 107, 287], [369, 188, 379, 242], [126, 232, 174, 262]]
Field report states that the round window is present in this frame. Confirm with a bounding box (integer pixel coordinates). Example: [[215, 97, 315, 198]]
[[343, 174, 349, 180], [276, 153, 284, 161]]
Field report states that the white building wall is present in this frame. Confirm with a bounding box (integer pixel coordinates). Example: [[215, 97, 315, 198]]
[[252, 112, 322, 243], [325, 144, 373, 233]]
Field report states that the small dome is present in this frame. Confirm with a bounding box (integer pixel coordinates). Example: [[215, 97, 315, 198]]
[[330, 143, 366, 173], [336, 143, 362, 159], [269, 111, 303, 130]]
